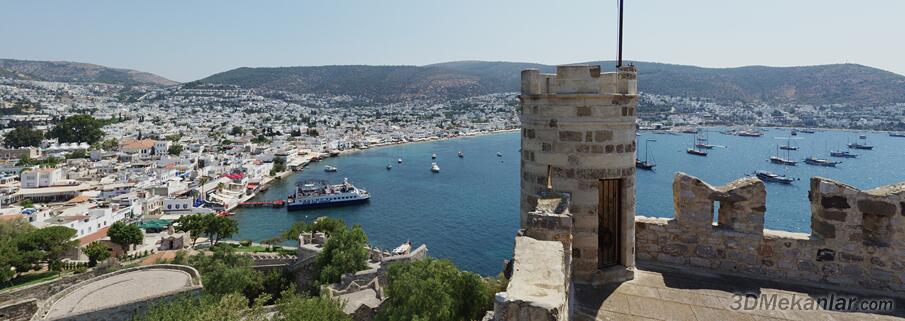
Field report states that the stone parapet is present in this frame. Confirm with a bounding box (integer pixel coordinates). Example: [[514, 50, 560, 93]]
[[492, 236, 567, 321], [637, 173, 905, 294]]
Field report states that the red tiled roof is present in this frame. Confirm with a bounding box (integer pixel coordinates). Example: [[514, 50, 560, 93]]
[[79, 226, 111, 246]]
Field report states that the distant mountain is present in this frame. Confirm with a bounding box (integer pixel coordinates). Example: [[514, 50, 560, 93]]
[[198, 60, 905, 106], [0, 59, 178, 86], [201, 65, 488, 102], [430, 61, 905, 107]]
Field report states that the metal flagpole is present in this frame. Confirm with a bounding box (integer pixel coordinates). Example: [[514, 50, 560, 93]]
[[617, 0, 624, 68]]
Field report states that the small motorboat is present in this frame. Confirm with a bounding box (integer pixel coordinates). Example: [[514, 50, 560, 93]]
[[324, 165, 337, 172], [431, 153, 437, 159], [458, 151, 464, 158], [398, 158, 403, 163], [779, 145, 799, 151], [890, 132, 905, 138], [830, 150, 858, 158], [755, 170, 795, 184], [497, 152, 503, 157], [694, 143, 716, 149], [804, 157, 840, 167], [430, 163, 440, 173], [386, 164, 392, 170]]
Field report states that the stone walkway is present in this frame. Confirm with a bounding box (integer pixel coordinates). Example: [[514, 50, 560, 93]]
[[573, 268, 905, 321]]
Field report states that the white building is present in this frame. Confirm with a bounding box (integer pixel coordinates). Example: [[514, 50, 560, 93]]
[[21, 168, 63, 188]]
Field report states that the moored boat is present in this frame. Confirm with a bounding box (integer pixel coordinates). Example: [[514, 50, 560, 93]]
[[769, 156, 797, 166], [458, 151, 464, 158], [286, 178, 370, 211], [804, 157, 840, 167], [686, 148, 707, 156], [755, 170, 795, 184], [324, 165, 337, 172], [829, 150, 858, 158], [431, 162, 440, 173], [386, 164, 392, 170]]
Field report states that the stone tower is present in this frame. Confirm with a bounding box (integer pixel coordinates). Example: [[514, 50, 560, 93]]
[[519, 64, 638, 284]]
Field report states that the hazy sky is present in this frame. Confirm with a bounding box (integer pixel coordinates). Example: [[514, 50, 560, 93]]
[[3, 0, 903, 82]]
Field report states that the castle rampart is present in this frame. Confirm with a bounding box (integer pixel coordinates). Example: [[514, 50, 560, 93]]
[[636, 172, 905, 294]]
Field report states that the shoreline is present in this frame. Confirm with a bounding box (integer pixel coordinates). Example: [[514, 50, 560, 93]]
[[227, 128, 519, 213]]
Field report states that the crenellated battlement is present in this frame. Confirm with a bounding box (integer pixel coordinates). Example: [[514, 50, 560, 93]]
[[520, 65, 637, 96], [636, 173, 905, 294]]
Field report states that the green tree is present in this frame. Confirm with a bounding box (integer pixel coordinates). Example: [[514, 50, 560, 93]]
[[276, 288, 351, 321], [20, 199, 34, 208], [48, 114, 105, 144], [230, 126, 244, 136], [83, 242, 111, 267], [309, 217, 346, 237], [65, 149, 88, 159], [174, 214, 209, 247], [134, 293, 269, 321], [108, 222, 143, 254], [204, 216, 238, 245], [188, 244, 261, 298], [14, 226, 78, 275], [3, 126, 43, 148], [376, 258, 490, 321], [314, 224, 368, 285], [0, 239, 19, 283], [168, 144, 184, 156]]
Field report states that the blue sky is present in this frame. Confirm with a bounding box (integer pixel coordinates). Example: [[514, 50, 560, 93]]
[[3, 0, 903, 82]]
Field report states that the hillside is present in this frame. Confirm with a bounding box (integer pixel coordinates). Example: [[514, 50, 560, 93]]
[[0, 59, 178, 86], [200, 61, 905, 106]]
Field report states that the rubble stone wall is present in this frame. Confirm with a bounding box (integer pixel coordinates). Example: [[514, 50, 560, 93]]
[[636, 173, 905, 293]]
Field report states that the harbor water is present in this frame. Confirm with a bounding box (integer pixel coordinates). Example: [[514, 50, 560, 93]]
[[233, 129, 905, 276]]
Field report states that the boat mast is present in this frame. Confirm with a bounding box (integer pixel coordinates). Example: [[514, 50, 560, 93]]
[[616, 0, 624, 68]]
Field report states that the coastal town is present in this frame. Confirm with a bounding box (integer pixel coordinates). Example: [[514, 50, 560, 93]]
[[0, 75, 521, 253]]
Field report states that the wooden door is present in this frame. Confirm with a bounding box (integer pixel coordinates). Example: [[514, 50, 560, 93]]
[[598, 179, 622, 268]]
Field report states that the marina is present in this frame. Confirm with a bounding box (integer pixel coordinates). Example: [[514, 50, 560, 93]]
[[233, 128, 905, 275]]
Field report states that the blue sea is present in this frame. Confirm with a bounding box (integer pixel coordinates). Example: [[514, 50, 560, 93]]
[[233, 128, 905, 276]]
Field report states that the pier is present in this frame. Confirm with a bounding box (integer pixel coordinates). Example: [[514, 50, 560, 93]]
[[239, 200, 286, 208]]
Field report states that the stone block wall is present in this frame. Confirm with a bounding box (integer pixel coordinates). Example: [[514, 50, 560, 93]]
[[636, 173, 905, 294], [492, 237, 567, 321], [520, 64, 638, 284]]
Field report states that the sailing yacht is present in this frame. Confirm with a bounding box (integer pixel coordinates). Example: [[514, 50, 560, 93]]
[[635, 139, 656, 170], [769, 143, 797, 166], [848, 135, 874, 150]]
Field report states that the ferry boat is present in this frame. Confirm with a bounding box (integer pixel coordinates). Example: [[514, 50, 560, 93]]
[[829, 150, 858, 158], [431, 163, 440, 173], [755, 170, 795, 184], [324, 165, 337, 172], [804, 157, 840, 167], [286, 179, 370, 211]]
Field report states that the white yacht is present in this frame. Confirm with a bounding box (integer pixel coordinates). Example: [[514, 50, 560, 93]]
[[431, 162, 440, 173]]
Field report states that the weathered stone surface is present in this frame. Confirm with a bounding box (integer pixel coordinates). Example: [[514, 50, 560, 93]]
[[821, 196, 850, 209], [812, 220, 836, 239], [820, 210, 847, 222], [662, 244, 688, 256], [858, 199, 898, 217], [559, 130, 583, 142], [593, 130, 613, 142]]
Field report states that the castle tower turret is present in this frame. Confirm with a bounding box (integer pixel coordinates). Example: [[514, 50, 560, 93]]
[[519, 64, 638, 284]]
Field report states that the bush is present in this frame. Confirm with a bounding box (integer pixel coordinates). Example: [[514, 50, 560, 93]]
[[376, 258, 490, 321], [239, 240, 252, 247]]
